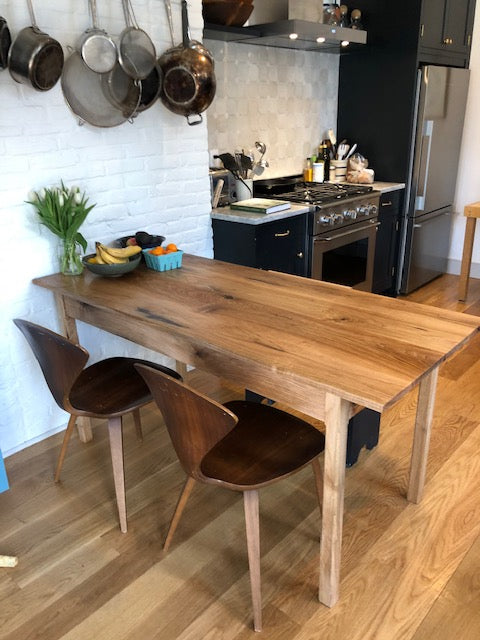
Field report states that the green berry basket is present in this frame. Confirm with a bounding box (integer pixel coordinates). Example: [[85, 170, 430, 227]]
[[143, 249, 184, 272]]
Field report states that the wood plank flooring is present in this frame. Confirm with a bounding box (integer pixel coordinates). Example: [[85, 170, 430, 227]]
[[2, 273, 480, 639]]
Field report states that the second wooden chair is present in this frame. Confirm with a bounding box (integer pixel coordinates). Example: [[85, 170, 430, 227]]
[[136, 364, 326, 632], [14, 319, 182, 533]]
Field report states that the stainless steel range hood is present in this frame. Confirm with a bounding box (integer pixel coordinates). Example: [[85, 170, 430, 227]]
[[203, 1, 367, 52]]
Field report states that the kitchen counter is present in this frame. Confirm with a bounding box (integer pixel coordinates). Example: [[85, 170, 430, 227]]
[[211, 182, 405, 226], [369, 181, 405, 193], [211, 202, 310, 225]]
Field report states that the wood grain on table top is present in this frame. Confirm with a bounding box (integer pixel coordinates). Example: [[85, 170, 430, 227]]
[[34, 254, 480, 414]]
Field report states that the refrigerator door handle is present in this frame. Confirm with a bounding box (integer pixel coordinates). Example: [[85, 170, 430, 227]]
[[415, 119, 434, 212], [413, 211, 450, 228]]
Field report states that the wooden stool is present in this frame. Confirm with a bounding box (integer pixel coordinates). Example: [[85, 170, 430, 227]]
[[459, 202, 480, 301]]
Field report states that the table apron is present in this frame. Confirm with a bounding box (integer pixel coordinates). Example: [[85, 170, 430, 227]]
[[63, 297, 331, 422]]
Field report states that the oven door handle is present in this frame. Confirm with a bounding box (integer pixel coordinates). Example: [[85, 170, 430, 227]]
[[315, 221, 380, 242]]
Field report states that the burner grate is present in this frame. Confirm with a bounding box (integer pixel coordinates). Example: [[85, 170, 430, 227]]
[[254, 177, 373, 205]]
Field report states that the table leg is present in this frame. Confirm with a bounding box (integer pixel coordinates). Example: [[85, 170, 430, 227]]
[[458, 216, 476, 302], [319, 393, 352, 607], [407, 367, 439, 503], [54, 293, 93, 443]]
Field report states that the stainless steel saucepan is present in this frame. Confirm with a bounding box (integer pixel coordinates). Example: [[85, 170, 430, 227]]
[[8, 0, 64, 91]]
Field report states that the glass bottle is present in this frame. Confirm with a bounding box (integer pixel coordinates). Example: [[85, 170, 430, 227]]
[[339, 5, 349, 28], [350, 8, 363, 29], [318, 144, 330, 182], [323, 3, 340, 25], [303, 157, 313, 182]]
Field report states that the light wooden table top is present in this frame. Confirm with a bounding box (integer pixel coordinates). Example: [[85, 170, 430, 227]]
[[34, 254, 479, 416]]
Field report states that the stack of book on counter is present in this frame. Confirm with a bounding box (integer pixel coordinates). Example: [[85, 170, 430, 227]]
[[230, 198, 291, 214]]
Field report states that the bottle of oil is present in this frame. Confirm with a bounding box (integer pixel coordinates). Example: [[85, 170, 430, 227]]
[[303, 157, 313, 182], [318, 143, 330, 182]]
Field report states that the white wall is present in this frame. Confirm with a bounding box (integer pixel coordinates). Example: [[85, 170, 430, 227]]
[[450, 3, 480, 275], [0, 1, 213, 455]]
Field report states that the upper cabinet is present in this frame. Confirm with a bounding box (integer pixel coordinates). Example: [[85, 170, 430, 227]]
[[419, 0, 476, 64]]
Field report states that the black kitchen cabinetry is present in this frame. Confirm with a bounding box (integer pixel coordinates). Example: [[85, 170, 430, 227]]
[[372, 190, 404, 296], [419, 0, 476, 64], [212, 214, 309, 277], [337, 0, 475, 183]]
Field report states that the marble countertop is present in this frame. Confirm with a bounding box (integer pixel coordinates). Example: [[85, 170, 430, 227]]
[[211, 202, 310, 225], [211, 182, 405, 225]]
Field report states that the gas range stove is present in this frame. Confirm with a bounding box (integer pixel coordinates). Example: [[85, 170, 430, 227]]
[[254, 175, 373, 205], [253, 175, 380, 232]]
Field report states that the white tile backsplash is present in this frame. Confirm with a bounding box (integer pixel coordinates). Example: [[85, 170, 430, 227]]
[[206, 41, 339, 178]]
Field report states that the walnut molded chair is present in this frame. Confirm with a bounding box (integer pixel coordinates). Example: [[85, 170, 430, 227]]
[[136, 364, 325, 632], [14, 319, 182, 533]]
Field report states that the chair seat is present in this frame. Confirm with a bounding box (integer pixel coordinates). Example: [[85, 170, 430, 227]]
[[70, 358, 181, 417], [200, 400, 325, 490]]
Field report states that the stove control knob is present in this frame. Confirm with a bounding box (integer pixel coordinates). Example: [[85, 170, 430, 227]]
[[367, 204, 378, 215], [319, 214, 335, 225], [333, 213, 344, 223], [356, 205, 368, 216], [344, 209, 357, 219]]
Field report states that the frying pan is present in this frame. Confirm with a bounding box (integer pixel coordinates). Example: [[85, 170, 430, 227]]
[[8, 0, 64, 91], [118, 0, 156, 80], [136, 63, 162, 112], [61, 50, 140, 127], [159, 0, 216, 126], [0, 16, 12, 70], [78, 0, 117, 74]]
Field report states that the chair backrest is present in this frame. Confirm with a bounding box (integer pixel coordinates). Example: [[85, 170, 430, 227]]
[[14, 319, 89, 410], [136, 364, 238, 480]]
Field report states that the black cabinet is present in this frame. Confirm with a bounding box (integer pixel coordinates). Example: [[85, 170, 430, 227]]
[[419, 0, 475, 64], [337, 0, 475, 182], [212, 214, 309, 277], [372, 190, 404, 296]]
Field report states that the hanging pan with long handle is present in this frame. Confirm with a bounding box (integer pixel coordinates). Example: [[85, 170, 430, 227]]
[[159, 0, 216, 126], [0, 16, 12, 70], [78, 0, 117, 74], [8, 0, 64, 91], [118, 0, 156, 80]]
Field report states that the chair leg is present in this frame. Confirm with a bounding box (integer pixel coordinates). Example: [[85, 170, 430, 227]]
[[54, 414, 78, 483], [311, 457, 323, 512], [107, 416, 127, 533], [132, 408, 143, 441], [163, 476, 196, 553], [243, 489, 262, 633]]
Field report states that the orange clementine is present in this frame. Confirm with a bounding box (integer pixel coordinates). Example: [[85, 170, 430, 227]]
[[165, 243, 178, 253], [150, 246, 165, 255]]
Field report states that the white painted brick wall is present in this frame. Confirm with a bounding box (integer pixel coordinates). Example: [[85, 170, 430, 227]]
[[0, 1, 213, 455], [1, 1, 341, 456]]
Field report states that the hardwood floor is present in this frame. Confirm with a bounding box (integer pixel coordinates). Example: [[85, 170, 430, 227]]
[[2, 273, 480, 639]]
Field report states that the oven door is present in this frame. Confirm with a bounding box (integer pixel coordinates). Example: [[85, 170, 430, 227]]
[[312, 220, 379, 291]]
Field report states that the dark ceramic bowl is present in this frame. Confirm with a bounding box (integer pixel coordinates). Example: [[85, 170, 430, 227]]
[[202, 1, 253, 27], [82, 253, 141, 277]]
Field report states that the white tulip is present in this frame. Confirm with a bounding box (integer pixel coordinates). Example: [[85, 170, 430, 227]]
[[74, 192, 82, 204], [39, 188, 46, 200], [27, 190, 37, 202], [58, 194, 65, 207]]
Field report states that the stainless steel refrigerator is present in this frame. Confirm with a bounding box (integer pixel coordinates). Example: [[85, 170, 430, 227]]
[[398, 65, 470, 294]]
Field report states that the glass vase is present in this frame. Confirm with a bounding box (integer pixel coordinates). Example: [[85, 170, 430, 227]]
[[59, 239, 83, 276]]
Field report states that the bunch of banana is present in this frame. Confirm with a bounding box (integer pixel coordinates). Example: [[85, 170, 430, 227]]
[[89, 242, 142, 265]]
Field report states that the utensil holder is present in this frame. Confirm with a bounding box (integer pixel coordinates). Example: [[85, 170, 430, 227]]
[[331, 159, 347, 182], [235, 178, 253, 201]]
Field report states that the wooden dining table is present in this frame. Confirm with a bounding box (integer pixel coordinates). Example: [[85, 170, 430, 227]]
[[33, 254, 480, 608]]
